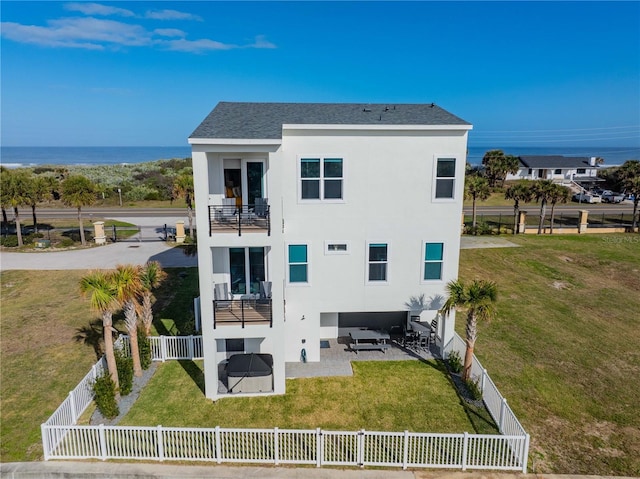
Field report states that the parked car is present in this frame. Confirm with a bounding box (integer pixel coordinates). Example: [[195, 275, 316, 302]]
[[572, 192, 602, 204], [601, 191, 625, 203]]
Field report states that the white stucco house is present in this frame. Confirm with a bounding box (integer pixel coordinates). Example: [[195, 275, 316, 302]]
[[188, 102, 472, 400], [506, 155, 600, 183]]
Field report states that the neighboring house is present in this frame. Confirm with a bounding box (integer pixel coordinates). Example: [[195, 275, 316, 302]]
[[506, 155, 600, 183], [189, 102, 472, 400]]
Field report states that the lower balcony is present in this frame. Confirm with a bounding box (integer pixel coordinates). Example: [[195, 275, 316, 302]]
[[213, 298, 273, 328], [209, 203, 271, 236]]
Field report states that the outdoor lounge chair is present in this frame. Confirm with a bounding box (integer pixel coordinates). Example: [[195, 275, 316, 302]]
[[254, 198, 268, 218], [214, 283, 233, 311], [258, 281, 272, 304], [220, 198, 237, 222]]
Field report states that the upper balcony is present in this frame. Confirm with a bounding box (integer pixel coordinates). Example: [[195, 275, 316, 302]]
[[208, 201, 271, 236]]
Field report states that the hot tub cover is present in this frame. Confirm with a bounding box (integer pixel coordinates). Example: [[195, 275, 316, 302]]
[[226, 353, 273, 377]]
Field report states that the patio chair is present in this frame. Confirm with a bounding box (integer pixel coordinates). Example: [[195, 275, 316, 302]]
[[257, 281, 272, 304], [214, 283, 233, 311], [220, 198, 237, 222], [254, 198, 268, 218], [430, 319, 438, 343]]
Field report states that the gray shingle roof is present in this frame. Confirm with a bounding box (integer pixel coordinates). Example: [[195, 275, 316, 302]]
[[518, 155, 596, 169], [189, 102, 471, 140]]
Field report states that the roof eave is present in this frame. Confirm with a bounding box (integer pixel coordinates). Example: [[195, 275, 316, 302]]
[[188, 138, 282, 146], [282, 124, 473, 132]]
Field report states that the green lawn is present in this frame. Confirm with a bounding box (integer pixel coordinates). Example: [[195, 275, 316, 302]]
[[121, 360, 492, 434], [457, 234, 640, 475]]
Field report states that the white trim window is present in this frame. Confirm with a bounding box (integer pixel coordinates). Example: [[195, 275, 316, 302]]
[[300, 157, 343, 201], [367, 242, 388, 283], [325, 241, 350, 255], [288, 244, 309, 284], [434, 158, 456, 199], [423, 242, 444, 281]]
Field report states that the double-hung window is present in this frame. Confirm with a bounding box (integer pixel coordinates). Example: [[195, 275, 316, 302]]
[[300, 158, 343, 200], [288, 244, 308, 283], [434, 158, 456, 199], [423, 242, 443, 280], [368, 243, 388, 282]]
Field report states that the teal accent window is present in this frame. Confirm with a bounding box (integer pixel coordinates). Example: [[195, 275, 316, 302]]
[[368, 243, 388, 281], [435, 158, 456, 199], [424, 243, 443, 280], [300, 158, 343, 200], [288, 244, 308, 283]]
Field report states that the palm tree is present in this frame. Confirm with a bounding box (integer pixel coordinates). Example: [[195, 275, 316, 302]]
[[441, 279, 498, 381], [0, 166, 10, 228], [504, 181, 533, 234], [80, 270, 120, 391], [61, 175, 97, 246], [531, 180, 556, 234], [548, 184, 572, 234], [173, 172, 195, 238], [481, 150, 520, 187], [113, 264, 144, 377], [0, 169, 31, 246], [139, 261, 167, 335], [464, 175, 490, 230], [616, 160, 640, 231], [26, 175, 55, 234]]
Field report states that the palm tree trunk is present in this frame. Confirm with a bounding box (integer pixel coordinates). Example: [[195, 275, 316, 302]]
[[633, 199, 639, 232], [129, 326, 142, 377], [513, 201, 519, 235], [550, 203, 556, 234], [102, 312, 120, 393], [14, 207, 23, 247], [2, 207, 8, 226], [142, 293, 153, 335], [472, 196, 477, 229], [77, 206, 86, 245], [463, 313, 478, 381], [31, 204, 38, 234], [537, 201, 546, 235], [462, 341, 475, 382]]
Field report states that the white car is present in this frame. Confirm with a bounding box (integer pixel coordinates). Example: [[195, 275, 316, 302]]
[[572, 192, 602, 204]]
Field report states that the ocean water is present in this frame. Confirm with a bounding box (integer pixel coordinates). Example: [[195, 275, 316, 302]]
[[1, 145, 638, 168]]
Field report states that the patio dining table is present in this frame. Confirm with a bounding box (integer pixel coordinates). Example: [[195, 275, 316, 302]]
[[349, 329, 391, 353]]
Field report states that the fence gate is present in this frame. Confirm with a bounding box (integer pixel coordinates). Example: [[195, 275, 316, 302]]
[[110, 224, 172, 242]]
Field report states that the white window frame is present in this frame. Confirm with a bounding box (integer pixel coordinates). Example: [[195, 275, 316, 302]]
[[432, 156, 457, 202], [298, 156, 345, 203], [287, 243, 311, 286], [366, 241, 389, 284], [421, 241, 445, 282], [324, 240, 350, 255]]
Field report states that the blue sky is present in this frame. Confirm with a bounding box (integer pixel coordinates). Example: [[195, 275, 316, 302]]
[[1, 1, 639, 147]]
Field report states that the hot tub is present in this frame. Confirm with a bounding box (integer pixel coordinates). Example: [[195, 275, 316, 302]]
[[226, 353, 273, 393]]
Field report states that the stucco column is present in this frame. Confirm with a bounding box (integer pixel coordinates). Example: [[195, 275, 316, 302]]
[[578, 210, 589, 234], [93, 221, 106, 245], [518, 211, 527, 234], [175, 221, 186, 243]]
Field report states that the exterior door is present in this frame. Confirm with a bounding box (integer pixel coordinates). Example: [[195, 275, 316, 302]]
[[229, 247, 266, 295]]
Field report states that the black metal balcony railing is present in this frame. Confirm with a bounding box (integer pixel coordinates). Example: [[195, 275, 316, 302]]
[[213, 298, 273, 328], [208, 203, 271, 237]]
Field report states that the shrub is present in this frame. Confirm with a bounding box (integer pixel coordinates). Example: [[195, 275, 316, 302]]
[[447, 350, 463, 373], [0, 235, 19, 247], [92, 372, 119, 419], [115, 348, 133, 396], [59, 237, 75, 248], [465, 377, 483, 401], [137, 329, 152, 370]]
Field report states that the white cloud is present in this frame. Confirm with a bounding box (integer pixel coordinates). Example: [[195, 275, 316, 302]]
[[64, 2, 134, 17], [154, 28, 186, 38], [160, 38, 237, 53], [248, 35, 276, 49], [0, 17, 151, 49], [145, 9, 203, 21]]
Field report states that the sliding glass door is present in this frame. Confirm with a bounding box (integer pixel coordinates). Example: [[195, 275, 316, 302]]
[[229, 247, 266, 295]]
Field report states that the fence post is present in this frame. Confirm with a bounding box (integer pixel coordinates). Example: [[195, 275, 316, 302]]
[[99, 424, 108, 461], [402, 430, 409, 470], [160, 336, 167, 362], [316, 428, 322, 468], [274, 427, 279, 466], [92, 364, 97, 380], [41, 424, 50, 460], [188, 335, 194, 359], [499, 398, 508, 433], [481, 369, 487, 394], [215, 425, 222, 464], [157, 425, 164, 461], [461, 432, 468, 471], [69, 391, 77, 424], [522, 433, 531, 473], [358, 429, 365, 467]]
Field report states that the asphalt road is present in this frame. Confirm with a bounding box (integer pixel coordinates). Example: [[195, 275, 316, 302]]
[[11, 202, 637, 220]]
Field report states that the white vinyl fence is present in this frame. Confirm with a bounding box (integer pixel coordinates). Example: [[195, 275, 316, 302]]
[[42, 334, 530, 472]]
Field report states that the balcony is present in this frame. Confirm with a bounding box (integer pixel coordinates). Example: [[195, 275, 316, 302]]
[[213, 298, 273, 328], [209, 203, 271, 236]]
